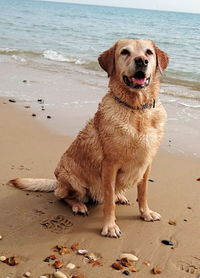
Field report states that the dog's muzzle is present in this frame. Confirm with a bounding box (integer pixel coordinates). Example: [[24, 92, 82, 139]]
[[123, 71, 150, 89]]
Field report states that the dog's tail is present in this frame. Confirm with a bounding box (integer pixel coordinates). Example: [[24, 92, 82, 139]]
[[9, 178, 57, 192]]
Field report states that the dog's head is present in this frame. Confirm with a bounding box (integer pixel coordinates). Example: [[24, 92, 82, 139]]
[[98, 39, 169, 90]]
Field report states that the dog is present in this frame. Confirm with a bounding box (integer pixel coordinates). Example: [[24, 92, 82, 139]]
[[10, 39, 169, 238]]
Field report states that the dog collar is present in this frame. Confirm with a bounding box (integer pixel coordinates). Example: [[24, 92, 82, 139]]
[[113, 95, 156, 111]]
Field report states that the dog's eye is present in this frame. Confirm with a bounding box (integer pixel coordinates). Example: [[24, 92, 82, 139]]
[[121, 49, 130, 56], [146, 49, 153, 55]]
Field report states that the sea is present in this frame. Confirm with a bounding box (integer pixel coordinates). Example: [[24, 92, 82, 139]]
[[0, 0, 199, 155]]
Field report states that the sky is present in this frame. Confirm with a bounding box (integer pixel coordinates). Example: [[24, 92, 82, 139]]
[[43, 0, 200, 14]]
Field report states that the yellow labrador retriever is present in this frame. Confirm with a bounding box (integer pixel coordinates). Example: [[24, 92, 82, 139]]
[[10, 39, 169, 238]]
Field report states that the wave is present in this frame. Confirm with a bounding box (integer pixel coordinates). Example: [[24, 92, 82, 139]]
[[42, 50, 86, 65], [0, 47, 200, 103], [0, 48, 40, 57]]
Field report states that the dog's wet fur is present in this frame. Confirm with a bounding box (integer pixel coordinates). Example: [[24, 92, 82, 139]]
[[10, 39, 169, 237]]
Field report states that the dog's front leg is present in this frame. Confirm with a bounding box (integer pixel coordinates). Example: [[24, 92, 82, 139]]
[[101, 161, 121, 238], [137, 165, 161, 221]]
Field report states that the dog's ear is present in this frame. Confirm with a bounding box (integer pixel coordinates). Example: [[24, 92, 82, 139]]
[[98, 44, 116, 77], [155, 46, 169, 72]]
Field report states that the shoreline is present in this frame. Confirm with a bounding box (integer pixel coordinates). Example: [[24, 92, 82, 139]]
[[0, 59, 199, 157], [1, 96, 200, 278]]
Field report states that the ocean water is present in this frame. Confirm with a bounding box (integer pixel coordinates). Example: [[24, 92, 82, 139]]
[[0, 0, 199, 155], [0, 0, 200, 91]]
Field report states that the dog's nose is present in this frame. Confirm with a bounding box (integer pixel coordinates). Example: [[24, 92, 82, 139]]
[[134, 57, 148, 68]]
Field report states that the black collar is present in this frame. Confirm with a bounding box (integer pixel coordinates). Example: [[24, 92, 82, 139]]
[[113, 95, 156, 111]]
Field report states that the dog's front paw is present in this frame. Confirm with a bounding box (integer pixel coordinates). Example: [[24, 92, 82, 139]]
[[141, 210, 161, 222], [101, 222, 121, 238]]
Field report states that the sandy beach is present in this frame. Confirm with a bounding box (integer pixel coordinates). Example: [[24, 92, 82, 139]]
[[0, 92, 200, 278]]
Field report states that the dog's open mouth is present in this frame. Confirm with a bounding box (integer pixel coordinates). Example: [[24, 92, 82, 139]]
[[123, 71, 150, 89]]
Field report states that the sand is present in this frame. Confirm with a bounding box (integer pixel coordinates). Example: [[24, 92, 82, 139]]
[[0, 98, 200, 278]]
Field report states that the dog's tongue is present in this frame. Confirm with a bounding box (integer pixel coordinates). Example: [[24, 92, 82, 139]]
[[131, 77, 146, 85]]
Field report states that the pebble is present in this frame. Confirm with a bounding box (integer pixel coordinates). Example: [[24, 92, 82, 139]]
[[39, 276, 47, 278], [120, 253, 139, 262], [112, 262, 124, 270], [67, 263, 76, 269], [0, 235, 2, 240], [9, 99, 16, 103], [47, 115, 52, 119], [149, 178, 155, 182], [161, 240, 174, 246], [77, 249, 88, 255], [53, 271, 69, 278], [122, 270, 130, 276], [168, 220, 176, 226], [24, 272, 31, 277], [23, 80, 27, 83], [32, 113, 36, 117], [0, 255, 6, 261]]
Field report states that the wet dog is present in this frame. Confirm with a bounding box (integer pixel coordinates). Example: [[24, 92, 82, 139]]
[[10, 39, 169, 237]]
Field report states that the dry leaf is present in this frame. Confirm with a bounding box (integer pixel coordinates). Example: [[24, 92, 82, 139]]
[[152, 266, 162, 274], [88, 260, 103, 267], [54, 260, 64, 269], [59, 247, 71, 255], [71, 242, 79, 251], [120, 258, 132, 267]]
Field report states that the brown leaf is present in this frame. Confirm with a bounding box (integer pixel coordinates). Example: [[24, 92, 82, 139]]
[[71, 242, 80, 251], [120, 258, 132, 267], [111, 262, 124, 270], [88, 259, 103, 267], [152, 266, 162, 274], [59, 247, 71, 255], [54, 260, 64, 269]]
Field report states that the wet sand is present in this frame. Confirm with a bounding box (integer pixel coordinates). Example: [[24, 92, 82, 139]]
[[0, 97, 200, 278]]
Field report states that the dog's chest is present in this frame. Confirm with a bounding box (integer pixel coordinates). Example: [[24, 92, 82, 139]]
[[117, 113, 163, 159]]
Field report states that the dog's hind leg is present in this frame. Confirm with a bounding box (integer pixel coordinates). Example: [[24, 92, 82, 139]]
[[115, 192, 130, 205], [64, 198, 88, 215]]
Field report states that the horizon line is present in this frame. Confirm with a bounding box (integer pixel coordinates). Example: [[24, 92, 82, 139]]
[[38, 0, 200, 15]]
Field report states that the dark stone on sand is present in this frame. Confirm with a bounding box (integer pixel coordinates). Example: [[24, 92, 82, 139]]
[[23, 80, 27, 83], [32, 113, 36, 117], [161, 240, 174, 246], [149, 179, 155, 182], [37, 99, 44, 104], [122, 270, 130, 276], [47, 115, 51, 119], [9, 99, 16, 103]]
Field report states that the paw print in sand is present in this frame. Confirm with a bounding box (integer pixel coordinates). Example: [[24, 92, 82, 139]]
[[40, 215, 73, 233]]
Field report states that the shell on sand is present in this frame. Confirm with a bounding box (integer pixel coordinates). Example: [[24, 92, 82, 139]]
[[119, 253, 139, 262]]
